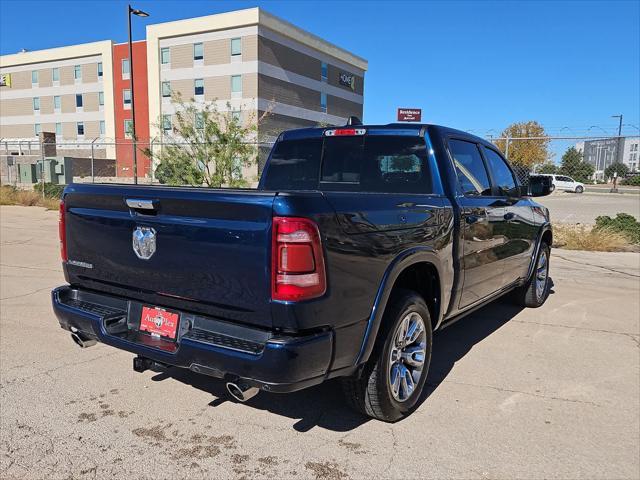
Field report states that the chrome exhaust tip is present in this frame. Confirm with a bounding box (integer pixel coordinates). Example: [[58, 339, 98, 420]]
[[225, 381, 259, 402], [71, 332, 97, 348]]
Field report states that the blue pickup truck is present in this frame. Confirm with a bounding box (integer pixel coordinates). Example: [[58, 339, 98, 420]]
[[52, 122, 552, 421]]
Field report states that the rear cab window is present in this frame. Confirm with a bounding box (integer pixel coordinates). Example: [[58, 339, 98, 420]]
[[263, 133, 432, 194]]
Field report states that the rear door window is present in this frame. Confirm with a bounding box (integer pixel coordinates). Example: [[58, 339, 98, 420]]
[[448, 139, 492, 196]]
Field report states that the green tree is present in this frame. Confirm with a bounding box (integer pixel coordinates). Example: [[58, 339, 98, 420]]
[[537, 162, 558, 174], [494, 121, 550, 167], [604, 162, 629, 180], [145, 94, 269, 188], [559, 147, 594, 183]]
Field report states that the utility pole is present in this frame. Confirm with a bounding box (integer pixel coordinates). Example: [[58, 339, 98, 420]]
[[127, 5, 150, 184], [612, 114, 623, 165]]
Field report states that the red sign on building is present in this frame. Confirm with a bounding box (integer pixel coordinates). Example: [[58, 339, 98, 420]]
[[397, 108, 422, 122]]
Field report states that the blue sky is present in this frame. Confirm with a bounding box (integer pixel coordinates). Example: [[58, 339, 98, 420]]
[[1, 0, 638, 158]]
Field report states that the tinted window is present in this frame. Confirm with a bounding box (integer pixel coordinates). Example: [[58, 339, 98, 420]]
[[321, 136, 431, 193], [449, 139, 491, 196], [264, 135, 431, 193], [483, 147, 518, 196], [263, 138, 323, 190]]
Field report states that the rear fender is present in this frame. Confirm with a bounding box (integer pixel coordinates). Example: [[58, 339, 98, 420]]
[[354, 247, 446, 365], [525, 223, 552, 282]]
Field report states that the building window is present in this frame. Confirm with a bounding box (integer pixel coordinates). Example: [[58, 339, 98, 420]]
[[162, 114, 172, 132], [122, 58, 130, 77], [34, 123, 41, 136], [161, 81, 171, 98], [32, 97, 40, 111], [194, 78, 204, 96], [99, 91, 104, 106], [76, 94, 83, 107], [321, 62, 328, 82], [231, 110, 242, 123], [74, 65, 82, 80], [195, 112, 204, 130], [632, 143, 639, 152], [99, 120, 105, 135], [231, 75, 242, 94], [52, 67, 60, 82], [161, 47, 170, 65], [54, 95, 61, 110], [77, 122, 84, 136], [320, 92, 327, 113], [231, 38, 242, 56], [97, 62, 103, 78], [124, 119, 133, 139], [123, 89, 131, 107], [193, 42, 204, 61], [31, 70, 38, 84], [55, 123, 62, 135]]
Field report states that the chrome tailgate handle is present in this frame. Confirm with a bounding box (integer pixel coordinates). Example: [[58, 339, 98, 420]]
[[125, 198, 157, 210]]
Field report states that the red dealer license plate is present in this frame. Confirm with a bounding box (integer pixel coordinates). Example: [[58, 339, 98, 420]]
[[140, 306, 180, 340]]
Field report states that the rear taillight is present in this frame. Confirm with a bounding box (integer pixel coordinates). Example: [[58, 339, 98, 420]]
[[272, 217, 326, 302], [59, 200, 67, 262], [324, 128, 366, 137]]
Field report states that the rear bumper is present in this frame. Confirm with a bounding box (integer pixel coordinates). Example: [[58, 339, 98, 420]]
[[51, 286, 334, 393]]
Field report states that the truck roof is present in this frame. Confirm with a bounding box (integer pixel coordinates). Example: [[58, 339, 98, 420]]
[[279, 123, 492, 147]]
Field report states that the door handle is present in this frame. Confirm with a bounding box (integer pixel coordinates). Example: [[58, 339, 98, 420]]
[[503, 212, 515, 221]]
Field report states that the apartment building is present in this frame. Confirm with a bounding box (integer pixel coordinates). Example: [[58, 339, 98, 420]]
[[0, 7, 367, 182], [146, 8, 367, 174], [0, 41, 115, 161], [576, 136, 640, 178]]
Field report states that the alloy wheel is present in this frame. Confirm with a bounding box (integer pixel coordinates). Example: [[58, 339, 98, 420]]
[[388, 312, 427, 402]]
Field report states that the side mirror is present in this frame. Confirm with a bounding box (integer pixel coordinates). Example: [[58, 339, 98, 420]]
[[527, 175, 553, 197]]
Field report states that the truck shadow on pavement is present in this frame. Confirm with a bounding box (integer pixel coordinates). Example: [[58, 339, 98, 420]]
[[153, 288, 552, 432]]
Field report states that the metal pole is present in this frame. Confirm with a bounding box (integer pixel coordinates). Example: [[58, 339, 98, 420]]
[[40, 139, 45, 199], [128, 5, 138, 185], [505, 134, 510, 159], [91, 138, 97, 183]]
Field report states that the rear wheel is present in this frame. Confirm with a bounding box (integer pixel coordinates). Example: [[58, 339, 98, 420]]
[[342, 290, 433, 422], [575, 185, 584, 193], [514, 242, 550, 308]]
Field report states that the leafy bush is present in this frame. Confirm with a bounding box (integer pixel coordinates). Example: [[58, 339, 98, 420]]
[[604, 162, 629, 180], [595, 213, 640, 244], [622, 175, 640, 186], [33, 182, 65, 198]]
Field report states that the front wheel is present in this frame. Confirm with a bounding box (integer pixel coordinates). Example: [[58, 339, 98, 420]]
[[342, 290, 433, 422], [575, 185, 584, 193], [514, 243, 550, 308], [550, 184, 556, 192]]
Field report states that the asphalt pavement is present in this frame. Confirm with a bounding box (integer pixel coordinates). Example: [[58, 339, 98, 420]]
[[1, 205, 639, 479], [537, 191, 640, 223]]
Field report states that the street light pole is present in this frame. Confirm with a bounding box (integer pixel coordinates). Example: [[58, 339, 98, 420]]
[[612, 114, 623, 165], [127, 5, 149, 185]]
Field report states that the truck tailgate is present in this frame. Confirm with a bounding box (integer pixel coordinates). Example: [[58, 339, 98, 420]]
[[63, 184, 276, 328]]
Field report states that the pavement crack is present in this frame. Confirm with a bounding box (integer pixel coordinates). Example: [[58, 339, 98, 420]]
[[444, 380, 602, 407], [512, 320, 640, 346], [553, 253, 640, 278], [0, 263, 61, 273], [0, 284, 59, 301]]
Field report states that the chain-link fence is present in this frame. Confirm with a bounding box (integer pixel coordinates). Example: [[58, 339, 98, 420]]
[[1, 134, 638, 190]]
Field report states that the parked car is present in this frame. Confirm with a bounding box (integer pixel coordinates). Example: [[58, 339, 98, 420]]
[[538, 173, 584, 193], [52, 122, 553, 422]]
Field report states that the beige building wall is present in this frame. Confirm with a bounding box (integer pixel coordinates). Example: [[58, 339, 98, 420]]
[[0, 40, 115, 151]]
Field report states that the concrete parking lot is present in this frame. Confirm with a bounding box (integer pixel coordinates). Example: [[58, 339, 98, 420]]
[[537, 191, 640, 224], [1, 205, 639, 480]]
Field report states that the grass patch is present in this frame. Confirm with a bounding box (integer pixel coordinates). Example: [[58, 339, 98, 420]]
[[553, 224, 634, 252], [0, 185, 60, 210], [595, 213, 640, 244]]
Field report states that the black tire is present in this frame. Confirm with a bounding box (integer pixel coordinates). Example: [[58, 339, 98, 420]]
[[342, 290, 433, 422], [550, 184, 556, 192], [514, 242, 551, 308], [575, 185, 584, 194]]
